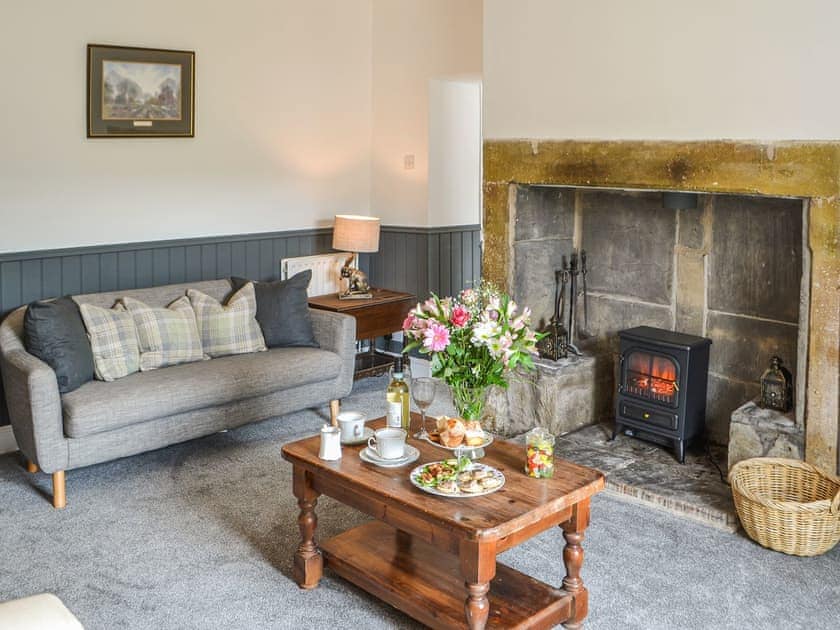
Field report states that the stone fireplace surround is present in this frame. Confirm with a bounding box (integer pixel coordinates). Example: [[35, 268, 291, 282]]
[[483, 141, 839, 474]]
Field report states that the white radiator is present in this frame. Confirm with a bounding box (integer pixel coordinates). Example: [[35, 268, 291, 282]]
[[281, 252, 355, 296]]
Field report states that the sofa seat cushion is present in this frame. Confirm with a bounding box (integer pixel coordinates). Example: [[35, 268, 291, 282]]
[[61, 347, 341, 438]]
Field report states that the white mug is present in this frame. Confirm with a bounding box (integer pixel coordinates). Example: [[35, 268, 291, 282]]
[[319, 425, 342, 461], [337, 411, 366, 443], [367, 427, 407, 460]]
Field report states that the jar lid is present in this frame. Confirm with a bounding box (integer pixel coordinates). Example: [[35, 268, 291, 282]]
[[526, 426, 555, 442]]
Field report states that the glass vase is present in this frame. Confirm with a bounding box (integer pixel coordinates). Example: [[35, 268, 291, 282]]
[[449, 383, 487, 421]]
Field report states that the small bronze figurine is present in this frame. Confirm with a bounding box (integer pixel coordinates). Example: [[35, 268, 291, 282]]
[[759, 355, 793, 412], [339, 254, 372, 299]]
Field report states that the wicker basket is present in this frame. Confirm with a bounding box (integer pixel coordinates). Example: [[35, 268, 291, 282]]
[[729, 457, 840, 556]]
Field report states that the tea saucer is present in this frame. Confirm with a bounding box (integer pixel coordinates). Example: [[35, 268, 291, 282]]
[[359, 445, 420, 468], [341, 427, 374, 445]]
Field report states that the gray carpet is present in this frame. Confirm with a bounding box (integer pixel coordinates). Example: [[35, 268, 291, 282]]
[[1, 376, 838, 629]]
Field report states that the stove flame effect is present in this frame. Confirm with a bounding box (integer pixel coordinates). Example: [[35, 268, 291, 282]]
[[626, 352, 678, 403]]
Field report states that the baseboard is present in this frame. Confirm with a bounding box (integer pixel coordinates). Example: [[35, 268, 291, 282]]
[[0, 425, 18, 454]]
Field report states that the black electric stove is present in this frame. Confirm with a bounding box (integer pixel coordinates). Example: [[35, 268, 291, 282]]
[[612, 326, 712, 463]]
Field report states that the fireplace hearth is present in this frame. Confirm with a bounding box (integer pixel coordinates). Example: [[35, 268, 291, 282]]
[[613, 326, 712, 463]]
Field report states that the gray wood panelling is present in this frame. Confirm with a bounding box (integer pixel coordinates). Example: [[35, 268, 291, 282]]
[[0, 225, 480, 317], [0, 225, 480, 425]]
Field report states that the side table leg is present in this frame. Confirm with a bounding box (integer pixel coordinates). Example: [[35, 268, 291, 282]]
[[561, 498, 591, 629], [460, 539, 496, 630], [292, 467, 322, 589]]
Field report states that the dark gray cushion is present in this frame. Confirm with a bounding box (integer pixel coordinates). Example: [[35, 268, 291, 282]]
[[230, 271, 318, 348], [23, 297, 95, 393], [61, 346, 342, 437]]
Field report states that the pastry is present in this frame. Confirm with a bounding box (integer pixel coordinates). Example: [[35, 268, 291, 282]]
[[440, 418, 466, 448], [464, 420, 485, 446], [464, 420, 482, 432], [457, 471, 474, 483], [437, 479, 458, 494], [460, 479, 483, 493], [480, 476, 501, 489]]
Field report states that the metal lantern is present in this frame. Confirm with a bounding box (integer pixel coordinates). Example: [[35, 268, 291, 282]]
[[759, 355, 793, 412]]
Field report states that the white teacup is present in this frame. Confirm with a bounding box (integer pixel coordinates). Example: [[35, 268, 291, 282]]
[[367, 427, 407, 460], [337, 411, 366, 443]]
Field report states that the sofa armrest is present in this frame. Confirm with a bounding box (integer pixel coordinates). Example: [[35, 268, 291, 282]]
[[308, 308, 356, 397], [0, 348, 68, 473]]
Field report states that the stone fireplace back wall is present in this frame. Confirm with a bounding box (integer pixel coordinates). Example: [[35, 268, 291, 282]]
[[512, 186, 803, 444]]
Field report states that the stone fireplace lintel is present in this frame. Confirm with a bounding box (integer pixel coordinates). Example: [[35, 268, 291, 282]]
[[482, 140, 839, 473]]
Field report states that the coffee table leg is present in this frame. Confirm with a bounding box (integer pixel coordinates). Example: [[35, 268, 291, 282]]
[[292, 466, 322, 589], [561, 498, 591, 628], [460, 539, 496, 630]]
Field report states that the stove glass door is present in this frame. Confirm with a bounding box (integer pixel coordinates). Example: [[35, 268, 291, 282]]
[[623, 350, 679, 407]]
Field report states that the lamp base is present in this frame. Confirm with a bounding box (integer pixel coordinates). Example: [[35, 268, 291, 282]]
[[338, 291, 373, 300]]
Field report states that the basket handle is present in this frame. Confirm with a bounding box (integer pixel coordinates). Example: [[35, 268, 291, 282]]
[[832, 488, 840, 515]]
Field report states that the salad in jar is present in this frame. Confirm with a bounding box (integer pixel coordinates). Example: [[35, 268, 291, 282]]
[[525, 427, 555, 478]]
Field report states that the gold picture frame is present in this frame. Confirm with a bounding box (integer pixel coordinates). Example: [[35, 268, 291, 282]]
[[87, 44, 195, 138]]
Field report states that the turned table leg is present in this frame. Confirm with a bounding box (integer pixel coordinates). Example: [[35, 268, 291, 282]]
[[561, 498, 591, 629], [292, 467, 322, 589], [460, 539, 496, 630]]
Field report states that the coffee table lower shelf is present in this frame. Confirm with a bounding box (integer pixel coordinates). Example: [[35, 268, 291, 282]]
[[320, 521, 573, 629]]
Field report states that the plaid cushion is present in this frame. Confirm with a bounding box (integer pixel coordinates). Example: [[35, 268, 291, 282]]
[[79, 303, 140, 381], [120, 296, 204, 371], [187, 283, 266, 358]]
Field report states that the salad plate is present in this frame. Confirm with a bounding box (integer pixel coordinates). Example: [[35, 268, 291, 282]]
[[410, 460, 505, 498]]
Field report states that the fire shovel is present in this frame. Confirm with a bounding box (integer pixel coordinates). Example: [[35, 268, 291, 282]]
[[578, 249, 593, 340]]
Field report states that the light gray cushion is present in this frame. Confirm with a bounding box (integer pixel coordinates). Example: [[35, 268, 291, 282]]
[[61, 347, 342, 438], [79, 303, 140, 381], [120, 295, 204, 371], [188, 283, 266, 358]]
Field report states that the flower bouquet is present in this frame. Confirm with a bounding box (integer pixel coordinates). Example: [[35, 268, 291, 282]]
[[402, 282, 542, 422]]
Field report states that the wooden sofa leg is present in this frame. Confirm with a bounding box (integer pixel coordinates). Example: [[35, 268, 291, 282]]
[[52, 471, 66, 509], [25, 459, 39, 474]]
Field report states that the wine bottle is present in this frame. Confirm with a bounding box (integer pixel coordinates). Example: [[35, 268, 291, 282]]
[[386, 356, 410, 429]]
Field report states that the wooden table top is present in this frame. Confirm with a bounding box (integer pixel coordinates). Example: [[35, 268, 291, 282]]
[[281, 416, 605, 541], [307, 288, 415, 312]]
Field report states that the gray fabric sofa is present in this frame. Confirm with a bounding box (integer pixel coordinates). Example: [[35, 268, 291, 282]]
[[0, 279, 356, 508]]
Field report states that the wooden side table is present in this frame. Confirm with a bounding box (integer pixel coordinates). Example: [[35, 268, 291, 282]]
[[308, 288, 415, 379]]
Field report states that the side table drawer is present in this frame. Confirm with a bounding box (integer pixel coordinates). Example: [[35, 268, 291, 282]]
[[355, 298, 414, 340]]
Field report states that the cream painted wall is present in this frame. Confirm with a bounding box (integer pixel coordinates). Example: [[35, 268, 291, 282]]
[[371, 0, 482, 227], [428, 79, 482, 227], [484, 0, 840, 140], [0, 0, 373, 253]]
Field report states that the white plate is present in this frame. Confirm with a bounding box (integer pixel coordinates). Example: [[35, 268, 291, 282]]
[[410, 461, 505, 498], [359, 444, 420, 468], [341, 426, 374, 445]]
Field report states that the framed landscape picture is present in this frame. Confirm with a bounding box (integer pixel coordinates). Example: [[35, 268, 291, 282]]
[[87, 44, 195, 138]]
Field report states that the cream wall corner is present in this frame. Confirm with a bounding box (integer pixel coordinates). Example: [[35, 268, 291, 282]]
[[371, 0, 483, 227]]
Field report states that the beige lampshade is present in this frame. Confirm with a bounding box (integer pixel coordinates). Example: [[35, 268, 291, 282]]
[[332, 214, 381, 253]]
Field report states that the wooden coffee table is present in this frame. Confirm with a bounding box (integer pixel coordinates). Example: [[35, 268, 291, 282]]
[[281, 416, 605, 629]]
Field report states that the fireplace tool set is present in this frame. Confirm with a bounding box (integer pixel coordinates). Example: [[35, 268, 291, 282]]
[[537, 250, 591, 361]]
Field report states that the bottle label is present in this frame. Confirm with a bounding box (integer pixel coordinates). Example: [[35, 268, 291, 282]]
[[387, 401, 402, 428]]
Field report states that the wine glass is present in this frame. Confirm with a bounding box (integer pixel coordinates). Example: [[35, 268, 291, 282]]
[[411, 377, 437, 439]]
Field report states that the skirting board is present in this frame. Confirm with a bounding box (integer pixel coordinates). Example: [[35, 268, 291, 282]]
[[0, 425, 17, 454]]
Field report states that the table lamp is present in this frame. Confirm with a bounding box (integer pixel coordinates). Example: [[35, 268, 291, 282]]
[[332, 214, 380, 299]]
